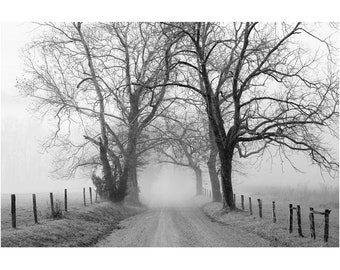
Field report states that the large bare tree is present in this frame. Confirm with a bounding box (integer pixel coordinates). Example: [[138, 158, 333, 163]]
[[18, 22, 177, 203], [160, 22, 339, 209], [18, 22, 338, 209]]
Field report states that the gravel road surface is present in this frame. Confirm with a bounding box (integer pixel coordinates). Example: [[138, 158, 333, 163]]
[[96, 205, 270, 247]]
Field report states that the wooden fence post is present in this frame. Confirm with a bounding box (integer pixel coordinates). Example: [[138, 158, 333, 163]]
[[11, 194, 16, 228], [241, 195, 244, 210], [32, 194, 38, 224], [50, 192, 55, 218], [309, 207, 316, 239], [272, 201, 276, 223], [257, 199, 262, 218], [324, 209, 331, 242], [83, 188, 86, 206], [95, 189, 98, 203], [296, 205, 303, 237], [249, 197, 252, 215], [89, 187, 93, 204], [289, 204, 293, 233], [64, 189, 68, 212]]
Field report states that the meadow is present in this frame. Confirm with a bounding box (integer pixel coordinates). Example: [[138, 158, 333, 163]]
[[2, 184, 338, 247], [1, 189, 94, 230], [232, 185, 339, 246]]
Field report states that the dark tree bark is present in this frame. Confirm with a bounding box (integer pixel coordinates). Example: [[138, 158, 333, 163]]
[[202, 74, 236, 209], [125, 149, 140, 204], [207, 124, 222, 202], [219, 148, 235, 209]]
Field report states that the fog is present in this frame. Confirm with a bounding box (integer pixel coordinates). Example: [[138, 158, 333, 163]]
[[1, 23, 338, 203], [138, 164, 196, 207]]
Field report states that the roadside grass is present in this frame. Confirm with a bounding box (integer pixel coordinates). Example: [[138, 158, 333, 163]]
[[1, 191, 94, 229], [1, 202, 144, 247], [233, 185, 339, 245], [201, 200, 338, 247]]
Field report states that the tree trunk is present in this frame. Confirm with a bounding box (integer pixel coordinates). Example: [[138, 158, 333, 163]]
[[200, 63, 235, 209], [207, 123, 222, 202], [125, 154, 140, 204], [194, 167, 203, 195], [114, 166, 128, 201], [98, 140, 115, 200], [207, 158, 222, 202], [123, 119, 140, 204], [219, 149, 235, 209], [74, 23, 120, 200], [206, 108, 236, 209]]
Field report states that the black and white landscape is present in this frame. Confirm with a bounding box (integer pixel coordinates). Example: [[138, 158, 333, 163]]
[[1, 22, 339, 248]]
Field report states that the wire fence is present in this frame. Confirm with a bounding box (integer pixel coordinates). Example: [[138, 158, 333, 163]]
[[1, 187, 100, 230], [202, 188, 338, 243]]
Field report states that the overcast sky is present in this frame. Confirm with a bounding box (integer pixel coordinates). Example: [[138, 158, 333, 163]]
[[1, 22, 338, 196], [1, 23, 93, 194]]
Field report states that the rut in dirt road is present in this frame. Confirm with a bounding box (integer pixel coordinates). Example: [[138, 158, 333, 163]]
[[96, 206, 270, 247]]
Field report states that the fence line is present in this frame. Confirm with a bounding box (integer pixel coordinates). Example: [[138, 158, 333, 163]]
[[7, 187, 97, 229], [11, 194, 16, 228], [32, 194, 38, 224], [272, 201, 276, 223], [202, 190, 333, 243], [64, 189, 68, 212]]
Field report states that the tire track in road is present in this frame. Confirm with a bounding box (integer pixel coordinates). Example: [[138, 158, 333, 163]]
[[96, 205, 270, 247]]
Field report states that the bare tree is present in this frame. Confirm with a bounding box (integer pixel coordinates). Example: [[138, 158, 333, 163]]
[[18, 22, 338, 209], [155, 110, 209, 195], [18, 22, 177, 203], [160, 22, 339, 209]]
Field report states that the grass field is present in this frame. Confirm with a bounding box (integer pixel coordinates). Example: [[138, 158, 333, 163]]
[[1, 189, 96, 230], [1, 201, 144, 247], [2, 185, 338, 247], [228, 185, 339, 246]]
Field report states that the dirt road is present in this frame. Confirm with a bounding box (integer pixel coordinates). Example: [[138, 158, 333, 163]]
[[96, 205, 270, 247]]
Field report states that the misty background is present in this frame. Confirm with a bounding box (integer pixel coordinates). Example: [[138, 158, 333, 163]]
[[1, 23, 338, 206]]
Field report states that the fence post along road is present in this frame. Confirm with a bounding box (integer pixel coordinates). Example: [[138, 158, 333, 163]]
[[309, 208, 332, 242], [4, 188, 337, 246], [229, 193, 334, 244], [11, 194, 16, 229], [1, 21, 338, 249], [7, 187, 97, 229], [32, 194, 38, 224]]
